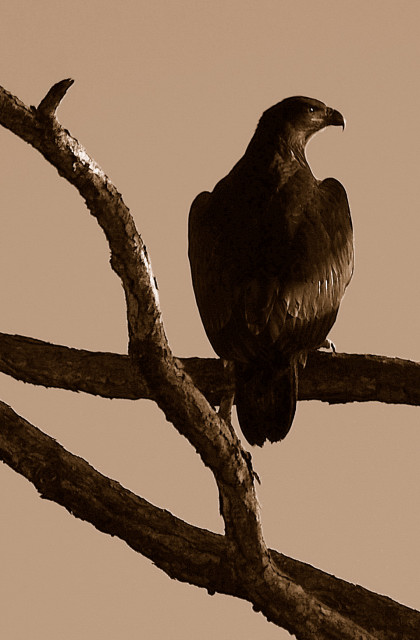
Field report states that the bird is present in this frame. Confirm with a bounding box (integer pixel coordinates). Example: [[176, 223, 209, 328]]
[[188, 96, 354, 446]]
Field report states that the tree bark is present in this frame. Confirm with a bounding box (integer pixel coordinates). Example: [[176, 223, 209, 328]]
[[1, 399, 418, 640], [0, 80, 418, 640], [0, 332, 418, 407]]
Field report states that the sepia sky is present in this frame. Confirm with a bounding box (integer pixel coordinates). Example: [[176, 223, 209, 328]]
[[0, 2, 419, 639]]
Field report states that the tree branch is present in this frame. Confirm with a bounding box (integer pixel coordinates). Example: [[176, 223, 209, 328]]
[[0, 78, 271, 627], [0, 332, 418, 407], [0, 80, 270, 564], [1, 399, 418, 639], [1, 79, 418, 639], [36, 78, 74, 118]]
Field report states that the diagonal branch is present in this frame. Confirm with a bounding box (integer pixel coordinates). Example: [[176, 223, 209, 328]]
[[0, 398, 230, 592], [1, 399, 418, 639], [0, 81, 162, 350], [0, 78, 269, 611], [0, 332, 419, 407], [1, 80, 418, 639], [0, 82, 244, 479]]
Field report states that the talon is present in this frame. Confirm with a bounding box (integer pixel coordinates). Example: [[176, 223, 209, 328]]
[[320, 338, 336, 353]]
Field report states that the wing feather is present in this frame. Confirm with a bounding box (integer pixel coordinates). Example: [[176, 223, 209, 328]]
[[262, 176, 353, 354], [189, 173, 353, 362], [188, 190, 236, 338]]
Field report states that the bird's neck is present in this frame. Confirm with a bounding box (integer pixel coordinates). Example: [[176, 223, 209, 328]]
[[244, 131, 311, 187]]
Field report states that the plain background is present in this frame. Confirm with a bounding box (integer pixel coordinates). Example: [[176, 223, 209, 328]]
[[0, 2, 419, 638]]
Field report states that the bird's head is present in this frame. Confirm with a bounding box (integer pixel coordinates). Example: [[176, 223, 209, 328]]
[[258, 96, 345, 158]]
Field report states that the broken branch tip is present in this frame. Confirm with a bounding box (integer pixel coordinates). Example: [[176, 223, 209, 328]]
[[37, 78, 75, 117]]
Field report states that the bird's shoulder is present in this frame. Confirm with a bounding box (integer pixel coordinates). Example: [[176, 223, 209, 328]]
[[317, 177, 351, 217], [188, 190, 212, 229]]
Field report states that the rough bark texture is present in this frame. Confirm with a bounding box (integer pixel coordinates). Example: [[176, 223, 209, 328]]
[[0, 332, 418, 407], [0, 80, 418, 640], [1, 400, 418, 640]]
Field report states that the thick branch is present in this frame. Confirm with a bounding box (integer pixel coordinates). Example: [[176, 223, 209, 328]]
[[0, 399, 229, 592], [1, 400, 418, 639], [1, 81, 277, 635], [0, 333, 418, 407], [0, 82, 162, 349], [1, 80, 418, 639], [0, 80, 269, 568]]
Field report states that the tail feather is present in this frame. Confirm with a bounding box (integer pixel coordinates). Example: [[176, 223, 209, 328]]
[[235, 361, 298, 446]]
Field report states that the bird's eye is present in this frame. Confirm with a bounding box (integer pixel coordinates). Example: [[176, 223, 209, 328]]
[[308, 106, 315, 113]]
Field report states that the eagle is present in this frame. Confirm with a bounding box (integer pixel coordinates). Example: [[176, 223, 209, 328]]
[[188, 96, 354, 446]]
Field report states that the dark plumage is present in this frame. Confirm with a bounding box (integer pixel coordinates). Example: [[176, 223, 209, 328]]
[[188, 96, 354, 446]]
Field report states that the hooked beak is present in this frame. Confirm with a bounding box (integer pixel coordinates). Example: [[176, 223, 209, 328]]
[[325, 106, 345, 130]]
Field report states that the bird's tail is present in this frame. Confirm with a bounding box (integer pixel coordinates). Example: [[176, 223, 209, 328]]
[[235, 360, 298, 446]]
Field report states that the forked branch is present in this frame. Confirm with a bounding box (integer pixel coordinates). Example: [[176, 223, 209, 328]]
[[0, 80, 418, 640], [1, 400, 418, 640]]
